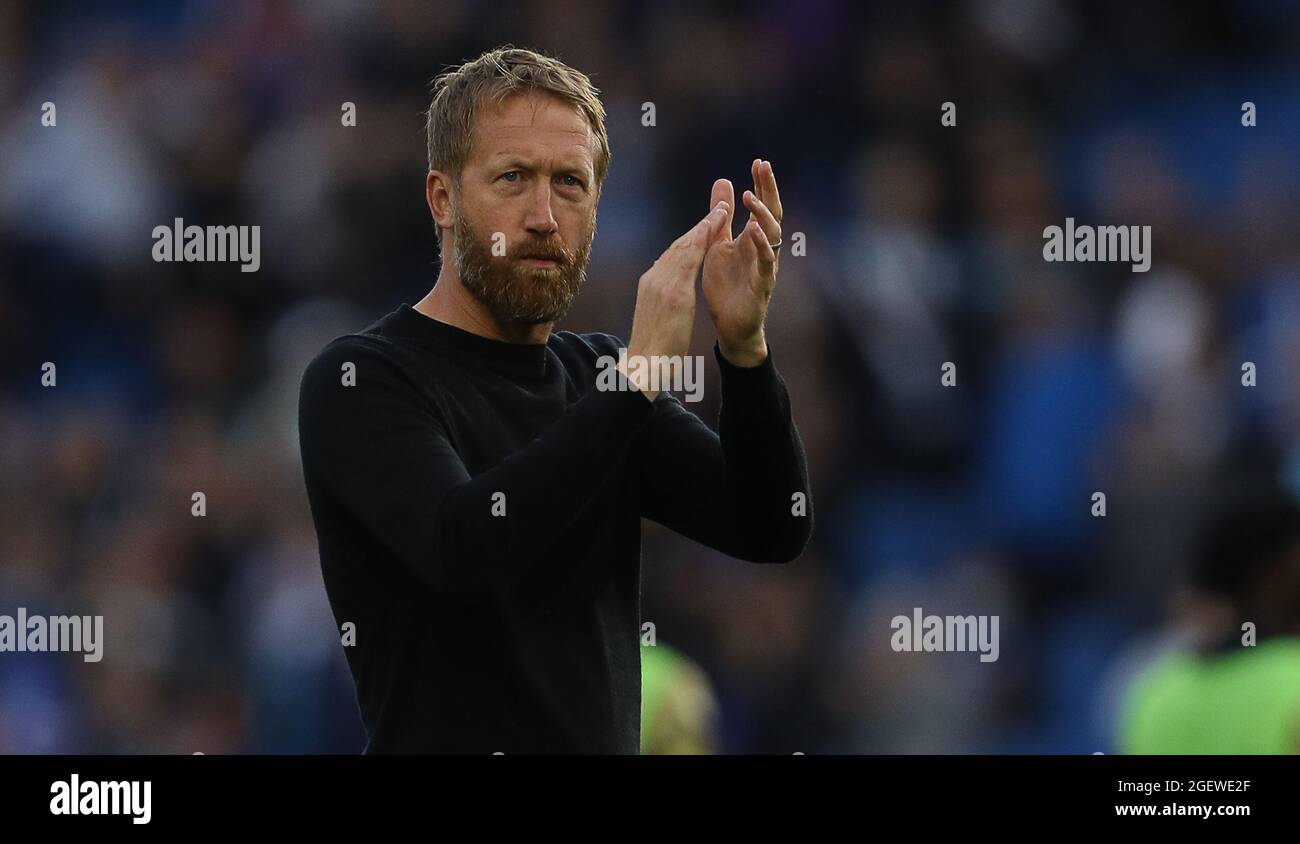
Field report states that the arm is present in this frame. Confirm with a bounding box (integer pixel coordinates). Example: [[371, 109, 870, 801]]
[[299, 204, 730, 592], [633, 340, 813, 563], [298, 336, 655, 592], [641, 158, 809, 563]]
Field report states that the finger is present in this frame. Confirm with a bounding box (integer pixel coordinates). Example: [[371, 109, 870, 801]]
[[710, 178, 735, 241], [662, 203, 726, 267], [745, 218, 777, 267], [760, 159, 783, 223], [690, 201, 730, 256], [742, 190, 781, 247]]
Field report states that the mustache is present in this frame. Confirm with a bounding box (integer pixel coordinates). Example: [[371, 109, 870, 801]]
[[508, 238, 572, 264]]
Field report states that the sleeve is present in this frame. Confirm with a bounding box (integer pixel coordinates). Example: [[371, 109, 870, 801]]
[[631, 340, 814, 563], [297, 336, 657, 592]]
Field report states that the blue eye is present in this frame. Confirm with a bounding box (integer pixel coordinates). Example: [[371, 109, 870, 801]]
[[501, 171, 520, 182]]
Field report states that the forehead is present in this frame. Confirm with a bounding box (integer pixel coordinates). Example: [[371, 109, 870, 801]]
[[469, 93, 595, 168]]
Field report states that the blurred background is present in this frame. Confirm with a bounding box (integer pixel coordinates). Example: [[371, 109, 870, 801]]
[[2, 0, 1299, 753]]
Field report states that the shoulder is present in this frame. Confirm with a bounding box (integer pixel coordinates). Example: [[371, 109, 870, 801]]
[[298, 330, 430, 415], [302, 332, 398, 387], [547, 330, 628, 373], [550, 330, 626, 358]]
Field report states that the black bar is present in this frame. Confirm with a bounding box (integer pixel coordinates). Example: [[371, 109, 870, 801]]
[[2, 755, 1286, 829]]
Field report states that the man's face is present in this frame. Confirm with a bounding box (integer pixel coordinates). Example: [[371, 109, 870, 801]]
[[451, 93, 599, 325]]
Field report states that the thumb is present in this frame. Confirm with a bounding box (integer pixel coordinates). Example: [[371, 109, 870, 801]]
[[710, 179, 735, 241], [692, 201, 729, 254]]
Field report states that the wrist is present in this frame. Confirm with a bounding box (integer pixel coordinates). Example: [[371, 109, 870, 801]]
[[718, 332, 768, 368], [615, 354, 659, 402]]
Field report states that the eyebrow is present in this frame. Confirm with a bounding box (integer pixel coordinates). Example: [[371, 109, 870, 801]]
[[489, 155, 592, 178]]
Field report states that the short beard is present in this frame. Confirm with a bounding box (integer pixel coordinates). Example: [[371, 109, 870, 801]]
[[452, 203, 593, 326]]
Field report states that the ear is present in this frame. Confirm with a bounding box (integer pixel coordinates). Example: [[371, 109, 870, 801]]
[[426, 170, 455, 236]]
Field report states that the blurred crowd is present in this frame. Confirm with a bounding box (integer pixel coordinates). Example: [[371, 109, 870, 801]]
[[2, 0, 1299, 753]]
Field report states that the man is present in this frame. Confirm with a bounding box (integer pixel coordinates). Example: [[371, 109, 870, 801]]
[[1119, 482, 1300, 753], [297, 46, 812, 754]]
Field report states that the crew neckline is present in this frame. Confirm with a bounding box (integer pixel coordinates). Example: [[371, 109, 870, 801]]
[[383, 303, 551, 379]]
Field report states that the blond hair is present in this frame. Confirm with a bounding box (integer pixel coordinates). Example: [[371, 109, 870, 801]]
[[425, 46, 611, 198]]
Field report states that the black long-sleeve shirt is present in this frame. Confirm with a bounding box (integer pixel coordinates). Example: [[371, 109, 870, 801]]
[[297, 303, 812, 753]]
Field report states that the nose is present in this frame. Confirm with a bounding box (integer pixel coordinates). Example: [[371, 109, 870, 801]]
[[524, 181, 559, 237]]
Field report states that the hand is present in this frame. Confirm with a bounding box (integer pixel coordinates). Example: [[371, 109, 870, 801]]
[[621, 201, 730, 401], [701, 158, 784, 367]]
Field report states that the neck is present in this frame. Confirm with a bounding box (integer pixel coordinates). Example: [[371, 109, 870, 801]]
[[414, 250, 553, 345]]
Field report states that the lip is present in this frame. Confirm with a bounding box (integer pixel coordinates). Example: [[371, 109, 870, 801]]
[[521, 258, 558, 267]]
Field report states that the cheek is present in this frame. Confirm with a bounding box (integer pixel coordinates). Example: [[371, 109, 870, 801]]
[[558, 204, 596, 242], [462, 185, 515, 224], [461, 202, 514, 244]]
